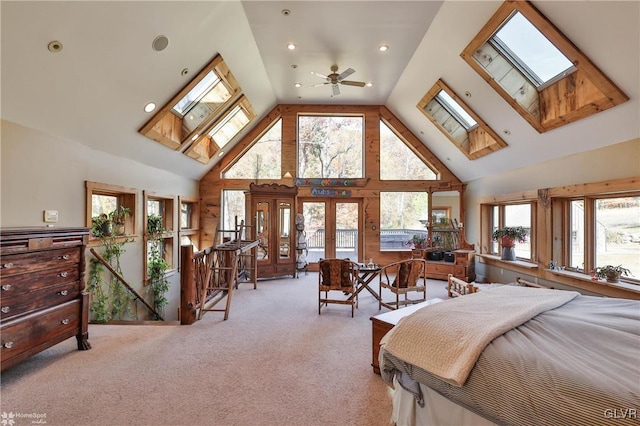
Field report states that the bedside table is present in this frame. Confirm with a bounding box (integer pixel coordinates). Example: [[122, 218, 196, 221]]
[[370, 298, 443, 374]]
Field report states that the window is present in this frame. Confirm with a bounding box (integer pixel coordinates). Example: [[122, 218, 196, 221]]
[[461, 1, 628, 132], [139, 54, 241, 151], [379, 121, 437, 180], [417, 80, 507, 160], [565, 194, 640, 280], [379, 192, 429, 251], [178, 196, 199, 251], [222, 190, 246, 241], [483, 201, 533, 261], [143, 191, 175, 277], [224, 118, 282, 179], [297, 115, 363, 179], [86, 181, 137, 244], [185, 95, 256, 164], [489, 11, 574, 88]]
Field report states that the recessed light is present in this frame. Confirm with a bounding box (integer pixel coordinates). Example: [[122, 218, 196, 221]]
[[294, 83, 302, 88], [217, 151, 225, 157], [281, 9, 291, 16], [378, 44, 389, 52], [503, 130, 511, 135], [144, 102, 156, 113], [287, 43, 296, 50], [366, 82, 373, 87], [465, 91, 472, 98], [181, 68, 189, 76]]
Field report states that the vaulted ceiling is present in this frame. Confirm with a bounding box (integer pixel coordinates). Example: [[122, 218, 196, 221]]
[[2, 1, 638, 182]]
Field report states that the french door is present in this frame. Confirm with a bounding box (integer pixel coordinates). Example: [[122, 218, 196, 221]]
[[298, 198, 362, 268]]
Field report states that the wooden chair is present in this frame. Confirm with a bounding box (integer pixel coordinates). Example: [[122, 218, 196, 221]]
[[379, 258, 427, 310], [318, 258, 360, 317]]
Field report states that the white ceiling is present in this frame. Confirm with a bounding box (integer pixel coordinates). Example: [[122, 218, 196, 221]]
[[2, 1, 639, 182]]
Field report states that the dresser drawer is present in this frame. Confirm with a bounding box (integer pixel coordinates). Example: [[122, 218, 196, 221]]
[[1, 300, 81, 360], [1, 281, 81, 321], [1, 263, 80, 293], [0, 248, 80, 276]]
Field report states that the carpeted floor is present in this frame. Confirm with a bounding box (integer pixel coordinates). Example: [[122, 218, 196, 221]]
[[0, 273, 449, 426]]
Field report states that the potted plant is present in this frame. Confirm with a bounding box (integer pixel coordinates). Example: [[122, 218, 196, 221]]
[[491, 226, 528, 260], [91, 213, 111, 237], [109, 206, 131, 236], [594, 265, 632, 283], [406, 234, 427, 249]]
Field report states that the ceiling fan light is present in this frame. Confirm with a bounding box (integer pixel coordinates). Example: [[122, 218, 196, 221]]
[[366, 82, 373, 87]]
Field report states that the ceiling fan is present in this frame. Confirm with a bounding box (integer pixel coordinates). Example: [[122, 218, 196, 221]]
[[311, 65, 366, 96]]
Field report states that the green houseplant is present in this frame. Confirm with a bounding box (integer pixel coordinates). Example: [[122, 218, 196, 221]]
[[109, 205, 131, 235], [146, 214, 169, 314], [594, 265, 631, 283], [491, 226, 528, 260], [406, 234, 427, 249]]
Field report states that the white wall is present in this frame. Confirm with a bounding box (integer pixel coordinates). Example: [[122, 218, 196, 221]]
[[1, 120, 200, 321], [463, 137, 640, 284]]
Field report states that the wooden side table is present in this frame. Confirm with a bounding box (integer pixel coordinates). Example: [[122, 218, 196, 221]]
[[370, 298, 443, 374]]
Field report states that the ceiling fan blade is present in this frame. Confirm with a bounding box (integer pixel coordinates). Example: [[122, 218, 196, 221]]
[[337, 68, 355, 80], [332, 84, 340, 96], [341, 80, 366, 87], [311, 71, 329, 80], [310, 82, 330, 88]]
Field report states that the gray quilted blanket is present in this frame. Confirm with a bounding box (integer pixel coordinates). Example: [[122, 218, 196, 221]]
[[380, 293, 640, 425]]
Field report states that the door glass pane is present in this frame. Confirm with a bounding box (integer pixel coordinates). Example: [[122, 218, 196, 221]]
[[279, 202, 291, 259], [595, 196, 640, 277], [303, 202, 325, 263], [569, 200, 585, 271], [336, 203, 358, 261], [504, 204, 531, 260], [257, 201, 269, 261]]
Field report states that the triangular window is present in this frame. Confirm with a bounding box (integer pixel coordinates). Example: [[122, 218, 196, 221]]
[[379, 121, 437, 180], [223, 119, 282, 179]]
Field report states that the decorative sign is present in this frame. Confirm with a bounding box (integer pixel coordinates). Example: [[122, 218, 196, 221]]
[[311, 187, 351, 197], [295, 178, 353, 187]]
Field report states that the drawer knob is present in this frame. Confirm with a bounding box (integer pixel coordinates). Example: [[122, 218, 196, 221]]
[[1, 284, 11, 291], [61, 318, 70, 325], [1, 306, 10, 314], [3, 341, 14, 349], [59, 290, 69, 296], [2, 263, 13, 269], [59, 272, 69, 278], [60, 254, 70, 260]]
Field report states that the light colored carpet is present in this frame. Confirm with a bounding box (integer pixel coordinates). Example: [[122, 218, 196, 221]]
[[0, 273, 449, 426]]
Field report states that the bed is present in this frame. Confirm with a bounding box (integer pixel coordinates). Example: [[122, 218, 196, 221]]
[[379, 285, 640, 425]]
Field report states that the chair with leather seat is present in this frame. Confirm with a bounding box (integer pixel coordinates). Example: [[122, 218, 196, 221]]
[[318, 258, 360, 317], [379, 258, 427, 310]]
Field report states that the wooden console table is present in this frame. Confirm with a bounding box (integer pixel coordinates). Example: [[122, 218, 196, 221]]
[[370, 298, 443, 374]]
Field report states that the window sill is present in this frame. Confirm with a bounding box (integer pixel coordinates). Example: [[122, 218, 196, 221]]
[[546, 269, 640, 295], [477, 254, 538, 269]]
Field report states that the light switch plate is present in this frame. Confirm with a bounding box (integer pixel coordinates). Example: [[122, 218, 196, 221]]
[[44, 210, 59, 223]]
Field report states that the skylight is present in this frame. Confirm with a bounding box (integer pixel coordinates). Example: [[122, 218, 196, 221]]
[[435, 90, 477, 130], [490, 11, 574, 87], [208, 105, 250, 148]]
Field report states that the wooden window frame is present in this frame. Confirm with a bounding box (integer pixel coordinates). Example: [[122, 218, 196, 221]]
[[461, 0, 628, 133], [480, 199, 537, 262], [85, 181, 138, 246], [178, 196, 200, 255], [417, 79, 507, 160]]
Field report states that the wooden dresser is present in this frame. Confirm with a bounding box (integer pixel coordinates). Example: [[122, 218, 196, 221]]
[[1, 227, 91, 371], [425, 249, 476, 282]]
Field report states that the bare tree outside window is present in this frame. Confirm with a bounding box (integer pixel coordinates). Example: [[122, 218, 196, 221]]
[[297, 115, 363, 178]]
